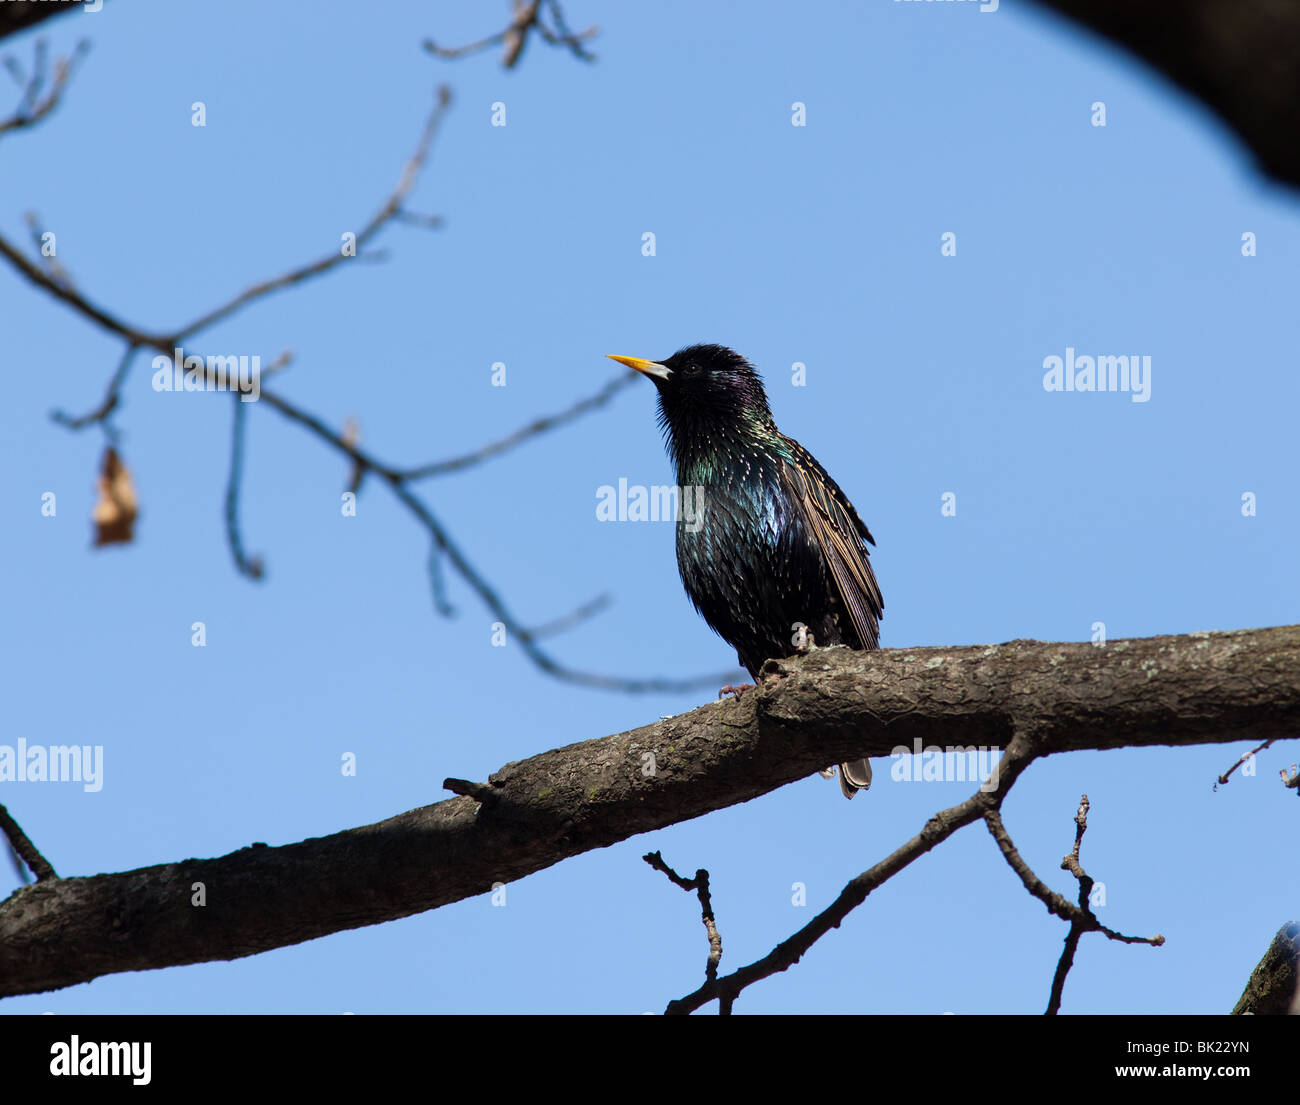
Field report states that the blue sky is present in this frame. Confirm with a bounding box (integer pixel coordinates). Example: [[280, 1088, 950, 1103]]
[[1, 0, 1296, 1014]]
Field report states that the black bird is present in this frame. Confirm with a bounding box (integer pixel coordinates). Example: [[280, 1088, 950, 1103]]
[[608, 344, 883, 798]]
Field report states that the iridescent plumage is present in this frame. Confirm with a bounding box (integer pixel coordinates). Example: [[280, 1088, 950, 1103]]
[[611, 344, 883, 798]]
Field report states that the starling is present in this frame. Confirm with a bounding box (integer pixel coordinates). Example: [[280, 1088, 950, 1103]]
[[608, 344, 883, 799]]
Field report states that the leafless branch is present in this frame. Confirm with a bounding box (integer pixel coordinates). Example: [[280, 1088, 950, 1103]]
[[0, 38, 88, 140], [644, 851, 725, 1006], [50, 343, 136, 440], [536, 1, 597, 61], [173, 86, 452, 341], [398, 369, 639, 481], [3, 82, 733, 694], [23, 210, 74, 289], [0, 232, 156, 343], [424, 0, 597, 69], [984, 803, 1163, 1015], [443, 777, 502, 806], [224, 396, 263, 581], [1216, 737, 1280, 789], [0, 804, 56, 883], [664, 736, 1036, 1014], [1, 626, 1296, 1000], [523, 592, 612, 641]]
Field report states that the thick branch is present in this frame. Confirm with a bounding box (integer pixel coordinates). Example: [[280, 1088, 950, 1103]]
[[1, 624, 1297, 998], [1232, 922, 1300, 1015]]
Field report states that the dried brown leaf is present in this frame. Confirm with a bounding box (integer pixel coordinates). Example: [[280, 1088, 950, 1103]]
[[92, 445, 137, 546]]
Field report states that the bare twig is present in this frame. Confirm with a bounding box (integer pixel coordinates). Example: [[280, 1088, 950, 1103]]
[[1060, 793, 1090, 881], [984, 807, 1158, 948], [1216, 736, 1278, 789], [536, 1, 598, 61], [1058, 796, 1164, 1013], [174, 87, 451, 341], [50, 343, 137, 440], [399, 369, 639, 481], [644, 851, 725, 1006], [0, 803, 57, 882], [377, 458, 731, 692], [443, 777, 501, 806], [221, 348, 290, 578], [3, 83, 734, 693], [983, 804, 1163, 1015], [0, 38, 88, 140], [666, 734, 1037, 1014], [0, 233, 158, 344], [224, 396, 264, 580], [523, 593, 611, 641], [23, 209, 74, 289], [424, 0, 597, 69]]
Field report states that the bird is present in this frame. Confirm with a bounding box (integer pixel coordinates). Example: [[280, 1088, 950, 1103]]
[[607, 344, 883, 798]]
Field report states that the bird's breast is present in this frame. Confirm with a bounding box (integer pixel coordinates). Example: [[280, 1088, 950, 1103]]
[[671, 458, 832, 667]]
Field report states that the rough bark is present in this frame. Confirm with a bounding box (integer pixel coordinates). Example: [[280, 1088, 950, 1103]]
[[1232, 922, 1300, 1015], [1, 624, 1297, 998]]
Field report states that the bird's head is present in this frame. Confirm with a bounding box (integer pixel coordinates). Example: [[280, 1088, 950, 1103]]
[[607, 344, 773, 452]]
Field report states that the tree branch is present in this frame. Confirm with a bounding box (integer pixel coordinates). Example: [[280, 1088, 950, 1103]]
[[396, 368, 639, 481], [423, 0, 597, 69], [0, 803, 57, 883], [666, 734, 1036, 1014], [1, 624, 1295, 1000], [1232, 921, 1300, 1015], [0, 39, 87, 138], [2, 82, 728, 693], [644, 851, 725, 1007], [173, 86, 451, 341]]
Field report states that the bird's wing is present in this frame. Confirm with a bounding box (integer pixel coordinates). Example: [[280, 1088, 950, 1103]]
[[777, 433, 883, 650]]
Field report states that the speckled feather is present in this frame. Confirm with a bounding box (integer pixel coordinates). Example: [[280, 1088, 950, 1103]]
[[633, 344, 883, 798]]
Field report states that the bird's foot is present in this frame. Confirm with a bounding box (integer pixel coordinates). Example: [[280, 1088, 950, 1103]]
[[718, 683, 756, 699], [818, 766, 837, 780]]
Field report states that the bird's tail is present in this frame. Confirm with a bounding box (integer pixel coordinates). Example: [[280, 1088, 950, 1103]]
[[838, 758, 872, 800]]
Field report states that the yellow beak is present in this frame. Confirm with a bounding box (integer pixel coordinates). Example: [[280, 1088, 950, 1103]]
[[606, 354, 671, 382]]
